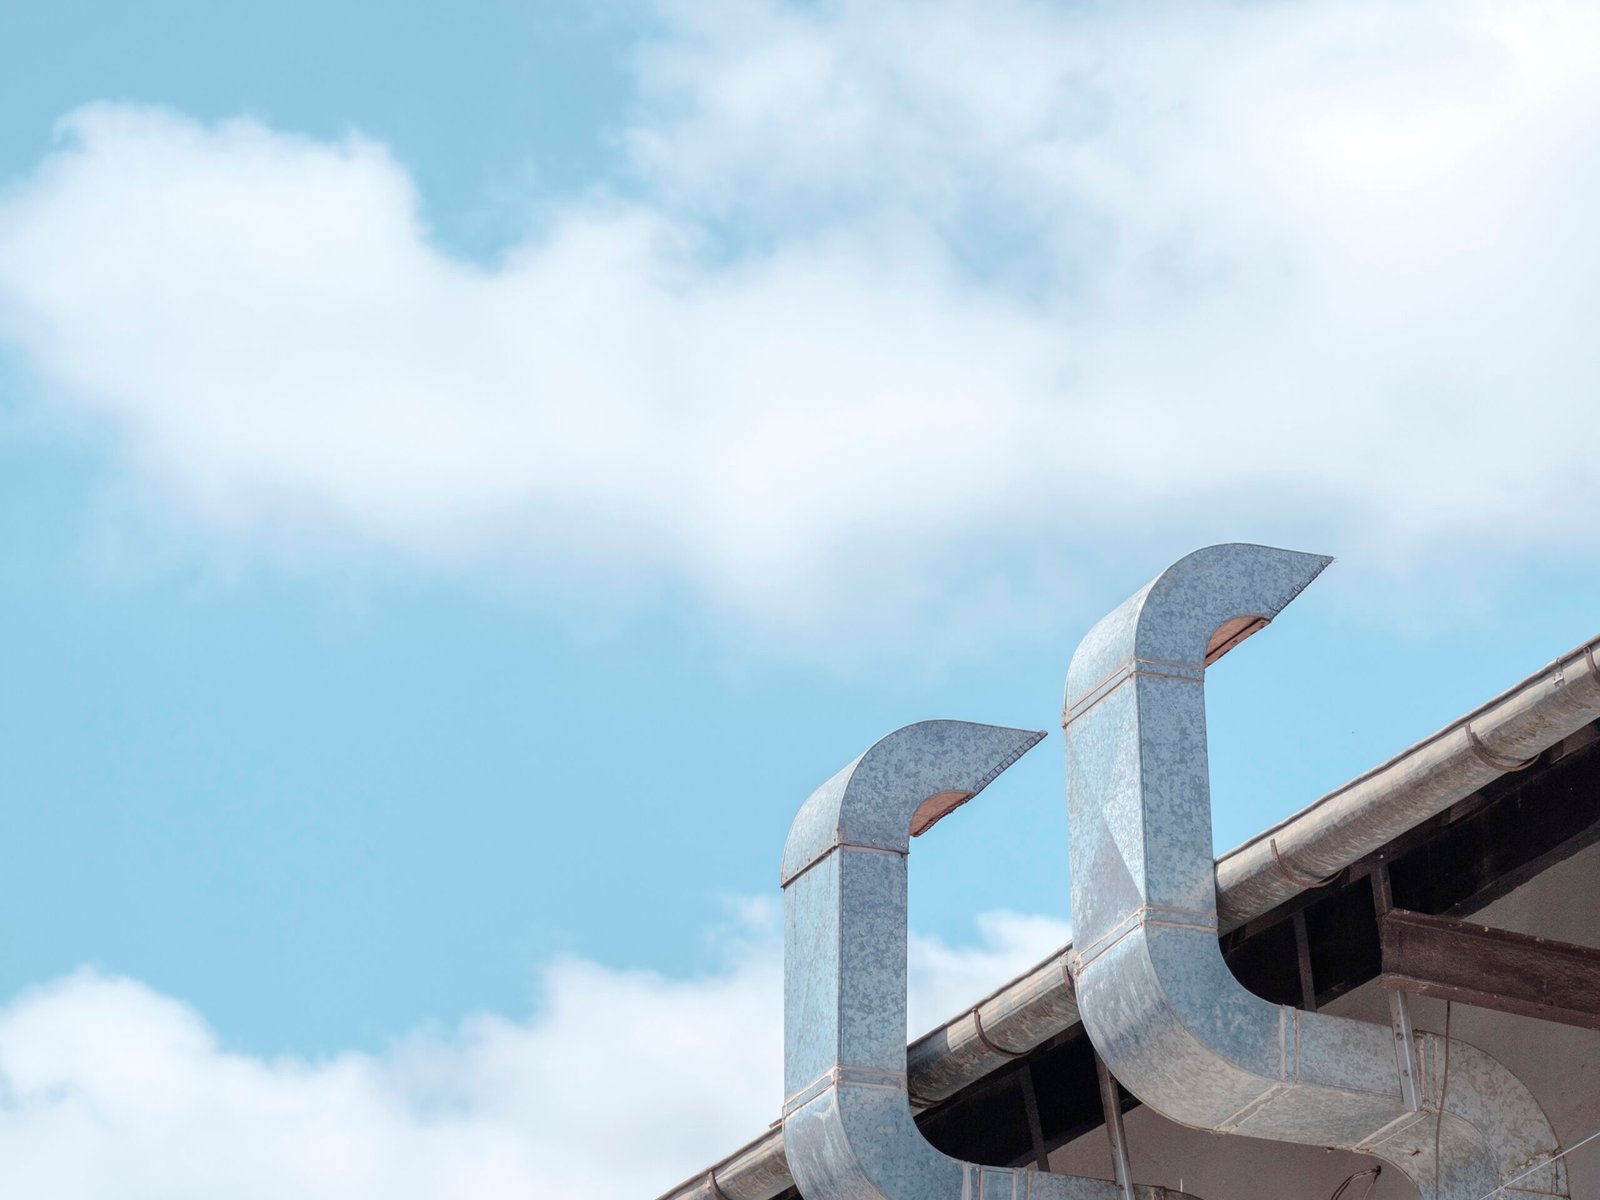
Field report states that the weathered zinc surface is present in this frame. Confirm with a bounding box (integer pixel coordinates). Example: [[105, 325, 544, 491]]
[[654, 566, 1600, 1200], [1063, 544, 1568, 1199], [780, 720, 1197, 1200]]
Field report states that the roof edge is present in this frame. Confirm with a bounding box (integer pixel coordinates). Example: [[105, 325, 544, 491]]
[[654, 633, 1600, 1200]]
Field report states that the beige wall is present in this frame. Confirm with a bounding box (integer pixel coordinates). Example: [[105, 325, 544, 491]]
[[1048, 840, 1600, 1200]]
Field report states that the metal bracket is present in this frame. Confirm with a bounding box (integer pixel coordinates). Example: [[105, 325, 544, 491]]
[[1371, 863, 1422, 1112], [1096, 1055, 1137, 1200]]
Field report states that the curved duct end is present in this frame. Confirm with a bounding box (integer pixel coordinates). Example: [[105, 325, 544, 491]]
[[780, 720, 1044, 888], [782, 721, 1203, 1200], [1063, 544, 1569, 1199]]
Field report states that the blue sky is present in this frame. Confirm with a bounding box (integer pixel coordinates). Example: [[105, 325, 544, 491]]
[[2, 1, 1599, 1196]]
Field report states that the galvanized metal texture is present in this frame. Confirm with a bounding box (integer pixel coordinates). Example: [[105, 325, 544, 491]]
[[781, 720, 1196, 1200], [1062, 543, 1569, 1199], [653, 628, 1600, 1200]]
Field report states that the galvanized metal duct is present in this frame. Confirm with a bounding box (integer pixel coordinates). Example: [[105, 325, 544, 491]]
[[1063, 544, 1568, 1199], [780, 720, 1197, 1200], [656, 625, 1600, 1200]]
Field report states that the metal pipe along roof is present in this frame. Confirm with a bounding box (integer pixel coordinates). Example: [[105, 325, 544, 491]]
[[657, 634, 1600, 1200]]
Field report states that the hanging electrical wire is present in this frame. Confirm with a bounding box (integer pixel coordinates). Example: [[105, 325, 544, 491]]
[[1328, 1164, 1380, 1200]]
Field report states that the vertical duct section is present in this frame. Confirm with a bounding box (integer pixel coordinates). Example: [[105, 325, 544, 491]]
[[1063, 544, 1569, 1200], [781, 721, 1198, 1200]]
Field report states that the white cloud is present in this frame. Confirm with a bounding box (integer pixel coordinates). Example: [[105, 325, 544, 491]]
[[2, 1, 1599, 629], [0, 905, 1069, 1200]]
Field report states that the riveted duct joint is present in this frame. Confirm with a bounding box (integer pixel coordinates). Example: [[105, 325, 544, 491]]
[[1062, 544, 1569, 1199]]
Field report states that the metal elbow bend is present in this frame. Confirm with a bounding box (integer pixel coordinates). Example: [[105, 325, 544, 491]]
[[1063, 544, 1568, 1200], [782, 721, 1202, 1200]]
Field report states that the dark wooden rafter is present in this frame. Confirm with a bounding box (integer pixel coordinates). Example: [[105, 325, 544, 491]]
[[1380, 908, 1600, 1031]]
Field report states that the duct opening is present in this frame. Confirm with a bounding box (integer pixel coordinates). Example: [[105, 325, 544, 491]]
[[910, 789, 975, 836], [1204, 614, 1269, 665]]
